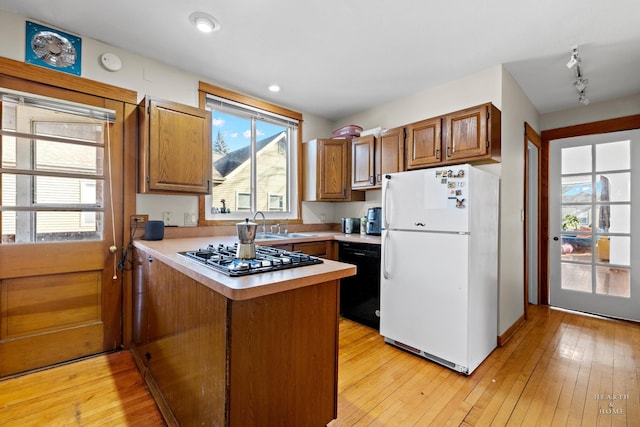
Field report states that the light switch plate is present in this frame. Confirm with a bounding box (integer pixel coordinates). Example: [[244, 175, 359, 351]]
[[184, 212, 197, 226], [162, 211, 171, 226]]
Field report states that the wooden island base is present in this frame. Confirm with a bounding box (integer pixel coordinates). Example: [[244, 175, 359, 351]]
[[131, 247, 341, 426]]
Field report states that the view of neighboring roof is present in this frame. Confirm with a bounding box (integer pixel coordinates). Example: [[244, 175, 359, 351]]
[[213, 131, 286, 178]]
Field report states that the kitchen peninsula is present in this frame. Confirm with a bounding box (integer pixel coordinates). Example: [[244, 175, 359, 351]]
[[131, 236, 356, 426]]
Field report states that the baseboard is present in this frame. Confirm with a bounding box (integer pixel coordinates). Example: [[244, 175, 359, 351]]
[[497, 314, 526, 347]]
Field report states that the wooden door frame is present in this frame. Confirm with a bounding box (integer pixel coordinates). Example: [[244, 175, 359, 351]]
[[539, 114, 640, 305], [523, 123, 541, 319]]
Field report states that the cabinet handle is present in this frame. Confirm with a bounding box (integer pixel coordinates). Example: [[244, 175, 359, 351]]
[[435, 149, 440, 160], [369, 176, 374, 184], [376, 173, 381, 182], [447, 146, 451, 157]]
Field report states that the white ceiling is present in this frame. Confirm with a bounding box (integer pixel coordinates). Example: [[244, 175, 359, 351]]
[[2, 0, 640, 121]]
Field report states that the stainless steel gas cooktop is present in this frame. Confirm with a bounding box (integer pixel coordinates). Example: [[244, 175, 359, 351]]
[[178, 243, 323, 277]]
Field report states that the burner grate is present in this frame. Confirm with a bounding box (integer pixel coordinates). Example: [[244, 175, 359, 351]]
[[178, 243, 323, 276]]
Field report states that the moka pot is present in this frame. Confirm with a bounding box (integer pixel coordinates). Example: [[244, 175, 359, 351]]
[[236, 218, 258, 259]]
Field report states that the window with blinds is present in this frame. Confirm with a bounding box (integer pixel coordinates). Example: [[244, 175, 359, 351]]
[[0, 90, 114, 243], [204, 94, 299, 220]]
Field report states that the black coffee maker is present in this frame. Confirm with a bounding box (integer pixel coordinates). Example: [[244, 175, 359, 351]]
[[366, 207, 382, 235]]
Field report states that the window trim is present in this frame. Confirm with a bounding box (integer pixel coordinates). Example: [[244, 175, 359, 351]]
[[197, 82, 303, 226]]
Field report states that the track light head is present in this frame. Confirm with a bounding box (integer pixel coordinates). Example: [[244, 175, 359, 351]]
[[579, 93, 590, 105], [566, 46, 581, 69], [574, 77, 588, 92]]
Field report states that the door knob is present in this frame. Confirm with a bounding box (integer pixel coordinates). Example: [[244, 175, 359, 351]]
[[553, 236, 559, 241]]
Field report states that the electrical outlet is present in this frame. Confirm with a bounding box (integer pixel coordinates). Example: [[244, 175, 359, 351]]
[[320, 213, 326, 223], [130, 214, 148, 227], [162, 211, 172, 226]]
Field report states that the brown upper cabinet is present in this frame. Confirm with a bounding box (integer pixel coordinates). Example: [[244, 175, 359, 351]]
[[406, 117, 443, 169], [406, 103, 501, 170], [376, 127, 406, 183], [444, 103, 501, 163], [352, 127, 405, 189], [138, 96, 212, 194], [303, 139, 364, 201], [351, 134, 375, 188]]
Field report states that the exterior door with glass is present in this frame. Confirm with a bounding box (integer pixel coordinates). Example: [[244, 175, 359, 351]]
[[549, 130, 639, 320], [0, 86, 125, 377]]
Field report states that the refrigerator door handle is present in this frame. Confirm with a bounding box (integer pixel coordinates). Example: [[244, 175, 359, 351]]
[[382, 230, 390, 279], [382, 176, 390, 229]]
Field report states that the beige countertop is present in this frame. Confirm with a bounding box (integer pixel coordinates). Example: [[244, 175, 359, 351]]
[[331, 232, 381, 244], [133, 232, 377, 301]]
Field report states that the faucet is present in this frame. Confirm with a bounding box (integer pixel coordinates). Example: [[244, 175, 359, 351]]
[[253, 211, 266, 235], [283, 217, 288, 235], [270, 224, 281, 234]]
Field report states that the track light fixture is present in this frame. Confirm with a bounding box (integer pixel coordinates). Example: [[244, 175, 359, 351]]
[[566, 46, 581, 69], [574, 77, 588, 92], [567, 46, 589, 105], [579, 93, 590, 105]]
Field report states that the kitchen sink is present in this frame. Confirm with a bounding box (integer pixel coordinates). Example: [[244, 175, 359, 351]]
[[254, 232, 319, 240], [255, 233, 286, 240]]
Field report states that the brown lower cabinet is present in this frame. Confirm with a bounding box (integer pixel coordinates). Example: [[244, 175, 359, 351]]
[[131, 248, 339, 426], [272, 240, 336, 260]]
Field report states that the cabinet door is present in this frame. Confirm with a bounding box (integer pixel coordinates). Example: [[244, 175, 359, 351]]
[[318, 139, 350, 200], [293, 241, 331, 259], [376, 126, 405, 183], [352, 135, 375, 188], [140, 97, 212, 194], [444, 104, 487, 162], [406, 117, 442, 169]]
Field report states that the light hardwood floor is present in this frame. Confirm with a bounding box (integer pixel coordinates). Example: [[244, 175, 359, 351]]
[[0, 350, 165, 426], [1, 305, 638, 426]]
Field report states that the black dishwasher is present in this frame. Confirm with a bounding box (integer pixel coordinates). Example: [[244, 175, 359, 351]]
[[339, 241, 381, 330]]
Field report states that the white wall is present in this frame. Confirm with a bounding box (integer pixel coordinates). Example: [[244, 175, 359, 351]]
[[333, 65, 503, 131], [0, 9, 334, 225], [540, 93, 640, 131], [497, 68, 540, 334]]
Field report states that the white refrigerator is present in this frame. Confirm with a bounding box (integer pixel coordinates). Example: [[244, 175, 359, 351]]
[[380, 164, 499, 375]]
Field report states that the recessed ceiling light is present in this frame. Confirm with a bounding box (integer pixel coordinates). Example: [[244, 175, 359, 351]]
[[189, 12, 220, 33], [268, 84, 281, 93]]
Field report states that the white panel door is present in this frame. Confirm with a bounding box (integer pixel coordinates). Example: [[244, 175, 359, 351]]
[[549, 129, 639, 320]]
